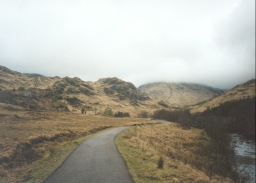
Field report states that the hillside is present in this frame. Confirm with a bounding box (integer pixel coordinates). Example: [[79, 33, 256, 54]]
[[190, 79, 255, 113], [0, 66, 160, 117], [138, 82, 223, 108], [2, 65, 254, 115]]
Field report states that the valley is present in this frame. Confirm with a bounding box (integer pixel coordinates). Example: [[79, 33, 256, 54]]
[[0, 65, 255, 183]]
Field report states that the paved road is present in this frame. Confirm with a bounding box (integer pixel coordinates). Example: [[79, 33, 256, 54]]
[[44, 127, 133, 183], [154, 119, 173, 124]]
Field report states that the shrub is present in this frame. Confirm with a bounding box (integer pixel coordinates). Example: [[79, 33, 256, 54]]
[[81, 107, 86, 114], [152, 109, 192, 128], [158, 156, 164, 169], [67, 87, 80, 94], [66, 97, 80, 105], [18, 87, 25, 91], [114, 111, 130, 117], [55, 94, 63, 100], [52, 95, 63, 102], [137, 111, 148, 118], [103, 107, 113, 116]]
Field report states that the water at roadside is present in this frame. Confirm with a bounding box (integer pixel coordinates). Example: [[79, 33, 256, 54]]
[[231, 134, 255, 182]]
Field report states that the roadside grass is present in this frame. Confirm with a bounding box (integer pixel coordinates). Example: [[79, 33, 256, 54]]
[[14, 127, 115, 183], [0, 103, 155, 183], [116, 123, 233, 183]]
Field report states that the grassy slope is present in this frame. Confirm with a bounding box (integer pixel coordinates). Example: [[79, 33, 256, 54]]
[[116, 123, 232, 183], [0, 103, 154, 183], [190, 79, 255, 113]]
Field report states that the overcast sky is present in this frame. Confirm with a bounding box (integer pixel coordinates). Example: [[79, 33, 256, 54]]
[[0, 0, 255, 89]]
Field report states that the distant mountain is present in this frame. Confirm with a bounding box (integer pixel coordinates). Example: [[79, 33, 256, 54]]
[[190, 79, 255, 113], [138, 82, 224, 108]]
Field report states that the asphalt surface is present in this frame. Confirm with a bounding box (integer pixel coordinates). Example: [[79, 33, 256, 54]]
[[154, 119, 173, 124], [44, 127, 134, 183]]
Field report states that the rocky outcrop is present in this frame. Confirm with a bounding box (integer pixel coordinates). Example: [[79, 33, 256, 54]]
[[100, 77, 150, 101], [53, 77, 95, 95], [158, 100, 168, 108]]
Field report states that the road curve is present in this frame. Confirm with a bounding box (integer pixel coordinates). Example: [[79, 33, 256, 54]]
[[44, 127, 133, 183]]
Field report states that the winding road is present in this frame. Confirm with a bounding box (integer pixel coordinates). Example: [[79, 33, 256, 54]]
[[44, 127, 133, 183]]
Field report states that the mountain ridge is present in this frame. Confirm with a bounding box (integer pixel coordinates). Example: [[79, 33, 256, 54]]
[[1, 65, 254, 115]]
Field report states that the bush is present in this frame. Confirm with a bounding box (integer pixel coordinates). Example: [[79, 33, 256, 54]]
[[114, 111, 130, 117], [66, 97, 80, 105], [18, 87, 25, 91], [158, 156, 164, 169], [56, 94, 63, 100], [152, 109, 192, 128], [67, 87, 79, 94], [103, 107, 113, 116], [51, 95, 63, 102], [81, 107, 86, 114], [137, 111, 148, 118]]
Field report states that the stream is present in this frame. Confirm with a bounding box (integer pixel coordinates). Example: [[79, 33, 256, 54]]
[[231, 134, 255, 182]]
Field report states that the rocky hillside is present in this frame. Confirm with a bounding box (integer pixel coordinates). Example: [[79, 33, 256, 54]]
[[97, 77, 150, 102], [0, 65, 160, 116], [0, 66, 59, 90], [139, 82, 223, 108], [190, 79, 255, 113]]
